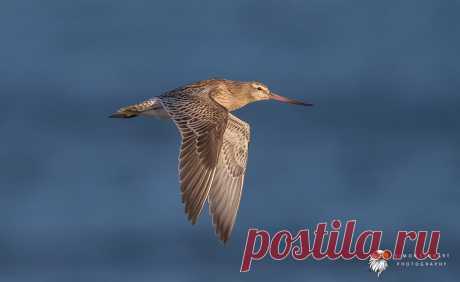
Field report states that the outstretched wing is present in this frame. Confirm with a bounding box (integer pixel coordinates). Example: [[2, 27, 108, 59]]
[[159, 91, 228, 224], [208, 114, 250, 242]]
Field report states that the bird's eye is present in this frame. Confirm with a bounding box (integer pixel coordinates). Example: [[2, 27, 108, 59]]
[[257, 87, 263, 91]]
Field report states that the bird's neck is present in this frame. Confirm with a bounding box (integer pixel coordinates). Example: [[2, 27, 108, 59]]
[[212, 94, 250, 112], [211, 86, 252, 112]]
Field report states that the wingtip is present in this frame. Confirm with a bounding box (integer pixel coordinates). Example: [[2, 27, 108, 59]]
[[186, 210, 199, 225], [221, 237, 230, 245], [217, 230, 231, 244]]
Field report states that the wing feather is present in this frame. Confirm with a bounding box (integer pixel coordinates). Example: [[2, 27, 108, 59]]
[[159, 91, 228, 224], [208, 114, 250, 242]]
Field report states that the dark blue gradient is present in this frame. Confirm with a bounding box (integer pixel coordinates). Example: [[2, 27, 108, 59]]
[[0, 0, 459, 281]]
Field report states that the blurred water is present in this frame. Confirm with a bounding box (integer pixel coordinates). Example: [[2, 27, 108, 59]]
[[0, 0, 459, 281]]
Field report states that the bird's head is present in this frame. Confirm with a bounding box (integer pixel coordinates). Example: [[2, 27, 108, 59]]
[[243, 81, 313, 107], [213, 79, 313, 111]]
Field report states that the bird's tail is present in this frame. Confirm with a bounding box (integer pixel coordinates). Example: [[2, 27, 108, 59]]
[[109, 106, 139, 118], [109, 98, 162, 118]]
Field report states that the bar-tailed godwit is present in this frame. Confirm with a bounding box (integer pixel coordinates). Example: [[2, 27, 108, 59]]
[[111, 79, 312, 242]]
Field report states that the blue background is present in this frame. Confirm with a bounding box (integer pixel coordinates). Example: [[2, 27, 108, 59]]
[[0, 0, 458, 281]]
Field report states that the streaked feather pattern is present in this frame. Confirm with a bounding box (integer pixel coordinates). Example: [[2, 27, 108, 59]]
[[159, 89, 228, 225], [208, 114, 250, 242], [111, 79, 310, 243]]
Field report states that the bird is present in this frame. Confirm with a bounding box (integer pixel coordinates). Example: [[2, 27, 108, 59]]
[[110, 79, 312, 242]]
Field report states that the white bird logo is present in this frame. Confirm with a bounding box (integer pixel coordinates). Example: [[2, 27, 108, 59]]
[[369, 249, 392, 277]]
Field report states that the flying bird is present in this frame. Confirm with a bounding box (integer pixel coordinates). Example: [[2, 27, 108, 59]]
[[110, 79, 312, 242]]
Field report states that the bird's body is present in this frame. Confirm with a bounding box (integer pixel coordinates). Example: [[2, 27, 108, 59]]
[[111, 79, 311, 242]]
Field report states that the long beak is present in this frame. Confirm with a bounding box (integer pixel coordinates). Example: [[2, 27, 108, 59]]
[[270, 92, 313, 106]]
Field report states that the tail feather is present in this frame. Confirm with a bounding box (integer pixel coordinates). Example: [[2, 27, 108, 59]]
[[110, 98, 156, 118], [109, 111, 138, 118], [110, 98, 168, 119]]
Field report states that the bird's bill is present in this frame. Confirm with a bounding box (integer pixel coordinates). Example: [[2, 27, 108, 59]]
[[270, 92, 313, 106]]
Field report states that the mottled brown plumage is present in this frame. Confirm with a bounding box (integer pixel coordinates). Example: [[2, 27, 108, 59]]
[[110, 79, 312, 242]]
